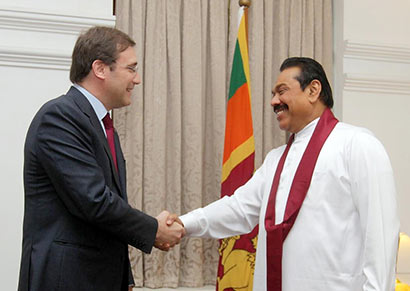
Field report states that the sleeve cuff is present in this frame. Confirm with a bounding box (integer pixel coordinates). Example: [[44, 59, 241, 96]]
[[180, 209, 205, 236]]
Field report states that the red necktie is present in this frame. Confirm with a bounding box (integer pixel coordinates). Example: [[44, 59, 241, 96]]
[[102, 113, 118, 172], [264, 108, 338, 291]]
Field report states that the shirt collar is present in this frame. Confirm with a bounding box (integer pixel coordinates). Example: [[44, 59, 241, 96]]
[[73, 83, 107, 121], [294, 117, 320, 142]]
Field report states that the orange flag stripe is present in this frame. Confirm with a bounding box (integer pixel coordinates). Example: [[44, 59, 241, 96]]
[[222, 82, 254, 163]]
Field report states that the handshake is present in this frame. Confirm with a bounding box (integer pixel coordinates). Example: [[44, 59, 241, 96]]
[[154, 210, 185, 251]]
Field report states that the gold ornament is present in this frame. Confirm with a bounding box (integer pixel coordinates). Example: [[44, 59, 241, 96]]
[[239, 0, 251, 8]]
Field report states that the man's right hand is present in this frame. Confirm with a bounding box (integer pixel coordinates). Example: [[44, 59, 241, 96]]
[[155, 210, 185, 251]]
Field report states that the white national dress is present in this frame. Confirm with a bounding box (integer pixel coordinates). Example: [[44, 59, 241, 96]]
[[180, 118, 400, 291]]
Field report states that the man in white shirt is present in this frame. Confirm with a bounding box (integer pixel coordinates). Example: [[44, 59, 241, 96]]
[[178, 57, 400, 291]]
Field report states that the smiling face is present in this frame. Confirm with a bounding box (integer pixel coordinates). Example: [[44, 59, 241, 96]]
[[271, 66, 314, 133], [105, 46, 141, 109]]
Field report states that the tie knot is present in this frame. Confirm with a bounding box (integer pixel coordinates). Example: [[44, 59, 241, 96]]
[[102, 113, 113, 129]]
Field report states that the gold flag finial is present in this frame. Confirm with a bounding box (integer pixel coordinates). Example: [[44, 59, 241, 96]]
[[239, 0, 251, 8]]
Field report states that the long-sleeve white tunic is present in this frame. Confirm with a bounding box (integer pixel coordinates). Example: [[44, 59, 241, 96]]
[[180, 119, 400, 291]]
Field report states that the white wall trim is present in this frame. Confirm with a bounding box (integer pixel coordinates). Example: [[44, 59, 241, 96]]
[[0, 46, 71, 70], [344, 40, 410, 64], [0, 8, 115, 35], [0, 8, 116, 70], [344, 73, 410, 95]]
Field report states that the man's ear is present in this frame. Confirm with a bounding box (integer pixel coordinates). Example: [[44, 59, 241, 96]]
[[91, 60, 107, 80], [307, 79, 322, 103]]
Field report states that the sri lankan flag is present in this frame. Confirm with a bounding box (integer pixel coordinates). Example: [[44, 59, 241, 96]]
[[217, 6, 257, 291]]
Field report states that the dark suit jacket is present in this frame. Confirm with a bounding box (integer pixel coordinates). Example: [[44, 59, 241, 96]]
[[18, 86, 158, 291]]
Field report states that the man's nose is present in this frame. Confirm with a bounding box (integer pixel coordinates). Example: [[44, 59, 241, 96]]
[[133, 72, 141, 85], [271, 92, 279, 107]]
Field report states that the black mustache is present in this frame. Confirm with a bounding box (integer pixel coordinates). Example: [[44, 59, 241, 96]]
[[273, 104, 288, 113]]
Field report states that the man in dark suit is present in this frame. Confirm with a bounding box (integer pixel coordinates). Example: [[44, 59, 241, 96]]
[[18, 26, 184, 291]]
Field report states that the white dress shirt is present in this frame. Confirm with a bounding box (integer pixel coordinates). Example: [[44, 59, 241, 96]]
[[181, 119, 399, 291]]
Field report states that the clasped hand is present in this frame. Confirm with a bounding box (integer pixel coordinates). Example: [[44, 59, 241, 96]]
[[155, 210, 185, 251]]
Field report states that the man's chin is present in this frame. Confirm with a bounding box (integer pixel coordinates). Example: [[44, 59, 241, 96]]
[[277, 121, 288, 132], [121, 98, 132, 107]]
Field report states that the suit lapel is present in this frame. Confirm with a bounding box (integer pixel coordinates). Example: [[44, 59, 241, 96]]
[[68, 86, 124, 198]]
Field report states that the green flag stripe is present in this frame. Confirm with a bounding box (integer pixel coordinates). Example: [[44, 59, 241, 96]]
[[228, 40, 247, 100]]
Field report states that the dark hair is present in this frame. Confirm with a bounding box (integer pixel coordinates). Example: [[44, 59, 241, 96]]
[[280, 57, 333, 108], [70, 26, 136, 83]]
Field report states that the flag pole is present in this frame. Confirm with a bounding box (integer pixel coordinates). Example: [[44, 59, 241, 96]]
[[217, 0, 256, 290]]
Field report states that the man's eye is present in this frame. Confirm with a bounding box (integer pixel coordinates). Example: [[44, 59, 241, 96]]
[[127, 66, 136, 73]]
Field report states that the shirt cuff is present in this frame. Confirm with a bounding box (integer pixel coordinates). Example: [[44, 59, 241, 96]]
[[180, 209, 203, 236]]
